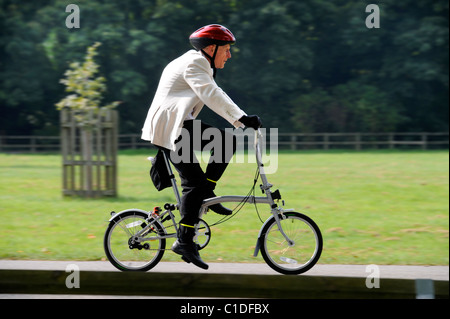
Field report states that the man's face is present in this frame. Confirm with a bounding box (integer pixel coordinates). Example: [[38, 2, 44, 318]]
[[204, 44, 232, 69], [214, 44, 232, 69]]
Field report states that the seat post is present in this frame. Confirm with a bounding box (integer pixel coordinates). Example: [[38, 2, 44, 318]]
[[161, 150, 182, 207]]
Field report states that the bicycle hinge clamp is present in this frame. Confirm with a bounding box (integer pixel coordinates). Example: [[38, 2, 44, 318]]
[[259, 183, 273, 193]]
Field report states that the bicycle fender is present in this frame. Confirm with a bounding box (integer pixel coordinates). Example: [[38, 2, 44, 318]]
[[253, 215, 274, 257], [108, 208, 149, 222], [253, 238, 261, 257]]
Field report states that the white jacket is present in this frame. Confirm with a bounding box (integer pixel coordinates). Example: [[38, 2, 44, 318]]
[[141, 50, 246, 151]]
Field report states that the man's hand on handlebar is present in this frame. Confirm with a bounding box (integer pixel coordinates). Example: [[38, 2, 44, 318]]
[[239, 115, 262, 130]]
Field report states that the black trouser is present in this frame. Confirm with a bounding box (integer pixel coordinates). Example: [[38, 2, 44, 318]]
[[159, 120, 237, 226]]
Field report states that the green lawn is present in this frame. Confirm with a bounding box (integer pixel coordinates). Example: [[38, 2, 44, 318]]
[[0, 150, 448, 265]]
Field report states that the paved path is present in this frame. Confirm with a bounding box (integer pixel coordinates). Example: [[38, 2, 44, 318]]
[[0, 260, 448, 280]]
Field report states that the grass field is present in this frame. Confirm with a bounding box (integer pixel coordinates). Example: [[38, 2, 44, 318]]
[[0, 150, 448, 265]]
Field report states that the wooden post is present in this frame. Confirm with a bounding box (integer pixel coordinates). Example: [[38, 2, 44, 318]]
[[290, 135, 296, 150], [421, 133, 427, 150], [323, 134, 329, 150], [388, 133, 394, 150], [355, 133, 361, 151]]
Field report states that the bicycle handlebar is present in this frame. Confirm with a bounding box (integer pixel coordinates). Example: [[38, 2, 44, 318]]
[[254, 128, 262, 146], [254, 128, 263, 167]]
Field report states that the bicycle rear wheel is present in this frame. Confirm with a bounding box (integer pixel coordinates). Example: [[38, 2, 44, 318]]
[[260, 212, 322, 275], [104, 210, 166, 271]]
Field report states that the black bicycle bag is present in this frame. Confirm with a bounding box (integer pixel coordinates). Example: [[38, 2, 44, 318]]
[[150, 149, 172, 191]]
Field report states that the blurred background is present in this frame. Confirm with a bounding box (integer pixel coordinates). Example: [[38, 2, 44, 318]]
[[0, 0, 448, 137]]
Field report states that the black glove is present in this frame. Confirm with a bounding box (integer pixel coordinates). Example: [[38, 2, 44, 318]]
[[239, 115, 262, 130]]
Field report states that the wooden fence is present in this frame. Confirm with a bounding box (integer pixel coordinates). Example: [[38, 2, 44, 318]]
[[0, 132, 448, 153], [60, 108, 118, 197], [277, 132, 449, 150]]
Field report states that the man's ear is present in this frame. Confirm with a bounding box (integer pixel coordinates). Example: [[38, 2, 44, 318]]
[[203, 44, 216, 55]]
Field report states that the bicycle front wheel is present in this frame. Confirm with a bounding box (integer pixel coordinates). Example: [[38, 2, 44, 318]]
[[260, 212, 322, 275], [104, 211, 166, 271]]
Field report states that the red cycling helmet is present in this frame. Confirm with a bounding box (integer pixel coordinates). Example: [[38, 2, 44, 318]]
[[189, 24, 236, 77], [189, 24, 236, 50]]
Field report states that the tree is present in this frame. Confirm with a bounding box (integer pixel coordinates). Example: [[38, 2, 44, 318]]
[[290, 82, 404, 133], [56, 42, 120, 197], [0, 0, 448, 136], [55, 42, 120, 124]]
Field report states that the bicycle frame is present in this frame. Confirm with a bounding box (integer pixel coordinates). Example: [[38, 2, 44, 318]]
[[122, 129, 294, 248]]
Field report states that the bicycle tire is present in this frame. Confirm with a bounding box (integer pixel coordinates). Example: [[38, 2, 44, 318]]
[[260, 212, 322, 275], [104, 210, 166, 271]]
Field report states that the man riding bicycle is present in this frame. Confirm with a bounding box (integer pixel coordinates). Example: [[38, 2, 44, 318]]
[[141, 24, 262, 270]]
